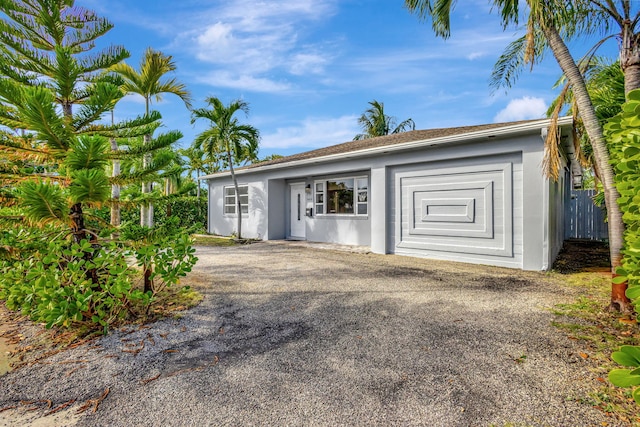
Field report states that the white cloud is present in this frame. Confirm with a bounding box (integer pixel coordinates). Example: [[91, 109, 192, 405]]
[[493, 96, 547, 122], [196, 71, 291, 93], [261, 115, 359, 149], [174, 0, 337, 92], [467, 51, 485, 60], [289, 53, 329, 75]]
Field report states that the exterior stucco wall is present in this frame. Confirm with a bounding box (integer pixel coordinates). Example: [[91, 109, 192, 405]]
[[204, 126, 568, 271], [207, 177, 268, 239], [389, 152, 523, 269]]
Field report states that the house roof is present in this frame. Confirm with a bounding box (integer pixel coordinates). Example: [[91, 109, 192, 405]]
[[201, 117, 575, 180]]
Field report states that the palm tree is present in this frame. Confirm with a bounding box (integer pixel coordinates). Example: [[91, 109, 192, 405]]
[[111, 48, 192, 228], [547, 59, 625, 171], [353, 100, 415, 140], [191, 97, 260, 240], [157, 147, 186, 218], [181, 146, 213, 198], [404, 0, 630, 311]]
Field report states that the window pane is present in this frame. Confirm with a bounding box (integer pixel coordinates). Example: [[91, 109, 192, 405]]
[[357, 191, 367, 203], [357, 204, 367, 215], [241, 205, 248, 214], [315, 193, 323, 203], [315, 182, 323, 192], [315, 204, 324, 214], [225, 187, 234, 196], [239, 195, 248, 205], [326, 179, 354, 214], [356, 178, 368, 191], [238, 186, 248, 195], [225, 196, 235, 205], [224, 206, 235, 214]]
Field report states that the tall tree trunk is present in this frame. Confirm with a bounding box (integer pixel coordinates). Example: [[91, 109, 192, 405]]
[[165, 179, 172, 217], [545, 25, 631, 312], [141, 99, 154, 228], [141, 103, 153, 293], [70, 202, 88, 244], [141, 132, 153, 227], [228, 152, 242, 240], [64, 101, 98, 285], [110, 136, 121, 239], [70, 202, 99, 285], [620, 21, 640, 93], [196, 169, 201, 198]]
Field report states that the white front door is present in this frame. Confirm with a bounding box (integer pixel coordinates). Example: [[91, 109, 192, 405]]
[[289, 183, 306, 239]]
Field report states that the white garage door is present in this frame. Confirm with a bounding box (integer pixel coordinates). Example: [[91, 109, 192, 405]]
[[391, 157, 521, 268]]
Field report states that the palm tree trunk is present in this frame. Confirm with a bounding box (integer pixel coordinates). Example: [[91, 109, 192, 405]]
[[545, 24, 630, 312], [110, 136, 121, 239], [228, 152, 242, 240], [141, 98, 154, 228], [621, 21, 640, 93], [141, 132, 152, 227], [142, 121, 153, 292], [196, 169, 201, 198]]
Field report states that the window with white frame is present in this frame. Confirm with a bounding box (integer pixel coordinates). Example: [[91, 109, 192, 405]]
[[224, 185, 248, 215], [314, 176, 368, 216]]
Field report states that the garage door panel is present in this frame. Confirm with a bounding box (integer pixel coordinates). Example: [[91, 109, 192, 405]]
[[408, 180, 493, 238], [395, 162, 513, 257]]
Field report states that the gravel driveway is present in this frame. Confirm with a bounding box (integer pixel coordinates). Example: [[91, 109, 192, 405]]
[[0, 242, 622, 426]]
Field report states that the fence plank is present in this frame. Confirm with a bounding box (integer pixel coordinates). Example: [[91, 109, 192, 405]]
[[565, 189, 608, 241]]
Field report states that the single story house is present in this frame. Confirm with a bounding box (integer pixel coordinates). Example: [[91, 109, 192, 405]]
[[202, 117, 581, 271]]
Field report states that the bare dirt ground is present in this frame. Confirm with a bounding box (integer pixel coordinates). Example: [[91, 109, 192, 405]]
[[0, 240, 625, 427], [552, 239, 611, 274]]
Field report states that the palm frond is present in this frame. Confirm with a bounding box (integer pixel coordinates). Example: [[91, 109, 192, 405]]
[[393, 118, 415, 133]]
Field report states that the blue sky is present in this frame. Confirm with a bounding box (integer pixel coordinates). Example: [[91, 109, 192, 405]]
[[78, 0, 617, 158]]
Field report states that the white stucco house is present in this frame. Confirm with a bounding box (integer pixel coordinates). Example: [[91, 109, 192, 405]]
[[201, 117, 581, 271]]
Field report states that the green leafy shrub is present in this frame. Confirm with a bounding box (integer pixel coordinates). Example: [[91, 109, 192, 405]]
[[605, 89, 640, 312], [0, 239, 138, 330], [604, 88, 640, 403], [122, 219, 198, 295], [88, 195, 207, 235], [0, 230, 198, 333], [155, 196, 207, 233], [609, 346, 640, 404]]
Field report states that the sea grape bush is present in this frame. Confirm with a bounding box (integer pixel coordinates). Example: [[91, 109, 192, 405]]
[[606, 89, 640, 313], [604, 88, 640, 402], [609, 346, 640, 404], [0, 230, 197, 333]]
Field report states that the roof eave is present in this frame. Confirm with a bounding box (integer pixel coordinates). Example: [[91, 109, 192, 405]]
[[200, 117, 573, 180]]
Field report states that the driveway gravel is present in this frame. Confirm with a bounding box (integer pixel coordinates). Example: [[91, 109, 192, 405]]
[[0, 242, 624, 426]]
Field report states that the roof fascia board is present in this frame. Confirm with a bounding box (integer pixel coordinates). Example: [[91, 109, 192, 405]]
[[200, 117, 573, 180]]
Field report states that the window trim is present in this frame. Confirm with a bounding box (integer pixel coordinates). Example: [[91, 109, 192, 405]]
[[223, 184, 249, 216], [314, 175, 368, 217]]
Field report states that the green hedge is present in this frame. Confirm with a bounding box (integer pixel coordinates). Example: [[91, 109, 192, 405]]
[[90, 196, 207, 234]]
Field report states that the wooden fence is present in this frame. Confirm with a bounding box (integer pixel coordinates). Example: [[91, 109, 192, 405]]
[[564, 189, 608, 241]]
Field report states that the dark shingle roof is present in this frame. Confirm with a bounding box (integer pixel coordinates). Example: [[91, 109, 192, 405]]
[[247, 119, 541, 170]]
